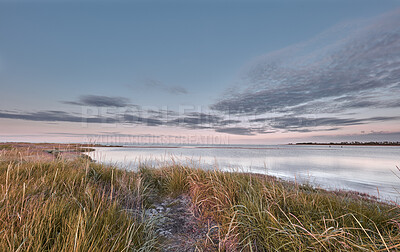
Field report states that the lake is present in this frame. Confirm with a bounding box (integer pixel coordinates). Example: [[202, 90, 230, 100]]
[[87, 145, 400, 201]]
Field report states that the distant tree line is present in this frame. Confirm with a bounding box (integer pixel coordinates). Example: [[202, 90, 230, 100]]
[[294, 141, 400, 146]]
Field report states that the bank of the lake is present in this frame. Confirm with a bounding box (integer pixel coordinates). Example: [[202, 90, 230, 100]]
[[88, 144, 400, 201], [1, 143, 400, 251]]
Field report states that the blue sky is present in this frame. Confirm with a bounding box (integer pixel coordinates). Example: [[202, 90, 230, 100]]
[[1, 0, 400, 144]]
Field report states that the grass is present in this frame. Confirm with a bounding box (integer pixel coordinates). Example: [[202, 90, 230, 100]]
[[0, 148, 158, 251], [0, 144, 12, 150], [140, 166, 400, 251], [1, 146, 400, 251]]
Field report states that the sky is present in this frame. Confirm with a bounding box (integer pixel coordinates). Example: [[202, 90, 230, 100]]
[[1, 0, 400, 145]]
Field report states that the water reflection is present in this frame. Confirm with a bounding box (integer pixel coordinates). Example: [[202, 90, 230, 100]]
[[87, 145, 400, 201]]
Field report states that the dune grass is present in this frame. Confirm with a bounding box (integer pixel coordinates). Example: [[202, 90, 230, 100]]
[[142, 166, 400, 251], [1, 146, 400, 251], [0, 148, 158, 252]]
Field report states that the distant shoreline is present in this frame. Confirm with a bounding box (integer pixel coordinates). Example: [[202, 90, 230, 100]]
[[2, 142, 400, 152], [294, 142, 400, 146]]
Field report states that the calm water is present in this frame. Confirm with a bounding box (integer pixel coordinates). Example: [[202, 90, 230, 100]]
[[87, 145, 400, 201]]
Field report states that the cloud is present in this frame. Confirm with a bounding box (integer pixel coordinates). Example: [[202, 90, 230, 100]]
[[143, 78, 188, 95], [0, 109, 162, 126], [210, 115, 400, 135], [62, 95, 132, 107], [269, 117, 364, 129], [147, 109, 178, 117], [219, 119, 242, 126], [170, 112, 222, 125], [286, 128, 341, 133], [211, 9, 400, 116], [0, 110, 119, 123], [0, 107, 247, 135], [166, 112, 244, 130], [250, 115, 400, 132], [45, 132, 187, 139], [1, 107, 399, 137], [215, 127, 255, 136], [166, 86, 188, 95], [0, 109, 234, 130], [123, 114, 163, 126]]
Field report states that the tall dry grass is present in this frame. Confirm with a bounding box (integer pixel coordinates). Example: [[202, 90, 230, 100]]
[[1, 145, 400, 251], [141, 165, 400, 251], [0, 148, 158, 252]]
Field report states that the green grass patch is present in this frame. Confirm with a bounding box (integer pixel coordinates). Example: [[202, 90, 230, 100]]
[[0, 144, 12, 150]]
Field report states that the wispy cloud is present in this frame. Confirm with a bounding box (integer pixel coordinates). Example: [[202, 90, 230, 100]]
[[45, 132, 187, 139], [0, 109, 225, 128], [1, 108, 399, 136], [211, 9, 400, 116], [250, 116, 400, 132], [143, 78, 188, 95], [215, 127, 255, 136], [0, 108, 237, 132], [62, 95, 133, 107], [123, 114, 163, 126], [167, 112, 223, 129], [0, 110, 118, 123]]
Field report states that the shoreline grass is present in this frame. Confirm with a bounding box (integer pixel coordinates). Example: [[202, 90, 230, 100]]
[[1, 145, 400, 251], [0, 148, 159, 251], [143, 165, 400, 251]]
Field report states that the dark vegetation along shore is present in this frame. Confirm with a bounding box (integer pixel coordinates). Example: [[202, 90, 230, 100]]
[[295, 141, 400, 146], [1, 143, 400, 251]]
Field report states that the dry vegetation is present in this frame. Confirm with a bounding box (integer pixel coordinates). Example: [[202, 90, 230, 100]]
[[1, 143, 400, 251], [0, 146, 158, 251]]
